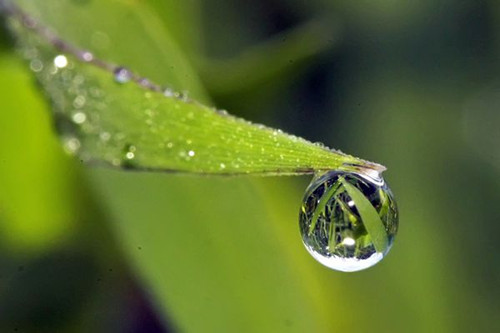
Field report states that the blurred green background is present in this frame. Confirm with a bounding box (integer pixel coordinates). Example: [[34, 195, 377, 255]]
[[1, 0, 500, 332]]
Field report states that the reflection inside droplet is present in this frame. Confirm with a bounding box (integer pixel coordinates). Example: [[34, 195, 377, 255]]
[[299, 169, 398, 272]]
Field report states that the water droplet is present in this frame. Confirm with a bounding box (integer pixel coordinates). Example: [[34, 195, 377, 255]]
[[299, 169, 398, 272], [100, 132, 111, 142], [53, 55, 68, 68], [80, 51, 94, 62], [72, 112, 86, 124], [163, 88, 175, 97], [124, 144, 137, 160], [188, 150, 195, 157], [114, 66, 132, 83], [63, 137, 81, 154], [30, 59, 43, 72], [139, 78, 150, 87], [73, 95, 86, 108]]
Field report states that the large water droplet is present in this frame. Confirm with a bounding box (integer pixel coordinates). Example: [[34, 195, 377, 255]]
[[299, 169, 398, 272]]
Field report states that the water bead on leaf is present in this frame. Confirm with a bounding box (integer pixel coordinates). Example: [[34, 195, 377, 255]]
[[299, 169, 398, 272], [113, 66, 132, 84]]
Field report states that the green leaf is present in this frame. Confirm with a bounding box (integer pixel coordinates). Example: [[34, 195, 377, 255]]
[[308, 180, 342, 236], [7, 0, 383, 175], [340, 177, 388, 252]]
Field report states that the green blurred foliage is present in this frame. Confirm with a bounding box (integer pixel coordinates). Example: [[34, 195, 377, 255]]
[[1, 0, 500, 332]]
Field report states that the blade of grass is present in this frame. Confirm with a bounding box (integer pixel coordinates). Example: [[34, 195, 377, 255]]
[[340, 177, 388, 252], [5, 0, 384, 176], [308, 181, 342, 236]]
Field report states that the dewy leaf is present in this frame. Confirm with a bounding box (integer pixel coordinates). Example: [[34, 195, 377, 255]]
[[3, 0, 384, 176]]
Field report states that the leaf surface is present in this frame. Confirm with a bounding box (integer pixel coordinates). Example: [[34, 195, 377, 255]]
[[9, 0, 381, 175]]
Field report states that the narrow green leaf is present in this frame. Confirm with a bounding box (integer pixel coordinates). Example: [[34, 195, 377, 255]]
[[340, 177, 388, 252], [5, 0, 383, 176]]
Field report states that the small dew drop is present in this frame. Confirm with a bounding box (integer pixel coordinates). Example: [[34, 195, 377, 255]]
[[30, 59, 43, 72], [54, 55, 68, 68], [188, 150, 195, 157], [100, 132, 111, 142], [114, 67, 132, 84], [139, 78, 150, 87], [163, 88, 175, 97], [81, 51, 94, 62], [122, 144, 137, 161], [73, 95, 86, 108], [63, 137, 81, 154], [72, 112, 87, 124]]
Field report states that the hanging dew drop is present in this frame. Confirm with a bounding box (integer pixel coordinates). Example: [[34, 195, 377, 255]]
[[299, 169, 398, 272]]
